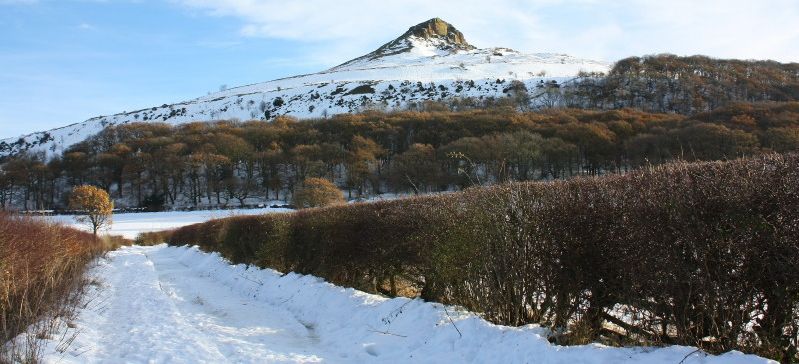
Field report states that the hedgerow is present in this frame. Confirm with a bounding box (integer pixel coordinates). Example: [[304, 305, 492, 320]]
[[167, 153, 799, 362]]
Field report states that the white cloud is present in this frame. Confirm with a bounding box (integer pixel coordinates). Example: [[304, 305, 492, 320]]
[[615, 0, 799, 61], [172, 0, 799, 63]]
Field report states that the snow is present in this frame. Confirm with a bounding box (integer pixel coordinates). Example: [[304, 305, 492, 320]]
[[1, 37, 610, 158], [42, 207, 292, 239], [41, 196, 417, 240], [24, 244, 775, 363]]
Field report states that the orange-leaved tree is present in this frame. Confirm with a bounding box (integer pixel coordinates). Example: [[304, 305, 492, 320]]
[[292, 178, 344, 208], [69, 185, 113, 235]]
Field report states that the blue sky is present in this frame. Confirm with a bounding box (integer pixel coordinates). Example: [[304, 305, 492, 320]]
[[1, 0, 798, 139]]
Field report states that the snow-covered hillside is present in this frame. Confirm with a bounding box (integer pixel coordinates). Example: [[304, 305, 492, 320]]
[[0, 18, 610, 158]]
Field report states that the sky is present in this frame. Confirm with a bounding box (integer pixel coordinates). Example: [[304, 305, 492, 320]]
[[1, 0, 798, 139]]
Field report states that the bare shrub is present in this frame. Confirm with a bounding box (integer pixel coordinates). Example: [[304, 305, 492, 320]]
[[134, 230, 174, 246], [292, 178, 345, 209]]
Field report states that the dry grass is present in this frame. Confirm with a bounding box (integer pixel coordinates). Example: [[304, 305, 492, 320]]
[[135, 230, 175, 246], [0, 213, 127, 362]]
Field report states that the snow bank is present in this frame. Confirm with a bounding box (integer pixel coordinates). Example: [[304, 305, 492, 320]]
[[168, 245, 774, 364]]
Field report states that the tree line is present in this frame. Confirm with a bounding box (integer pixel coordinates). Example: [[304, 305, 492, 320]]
[[1, 102, 798, 210], [564, 54, 799, 114]]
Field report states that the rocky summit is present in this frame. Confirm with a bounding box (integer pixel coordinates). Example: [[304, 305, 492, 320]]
[[398, 17, 474, 50], [335, 18, 476, 67]]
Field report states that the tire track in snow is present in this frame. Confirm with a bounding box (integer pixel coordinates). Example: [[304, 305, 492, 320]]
[[41, 246, 333, 363], [146, 248, 329, 363]]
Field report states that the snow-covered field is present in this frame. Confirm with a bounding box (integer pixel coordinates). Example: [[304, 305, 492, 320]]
[[43, 194, 414, 239], [26, 245, 773, 364], [43, 207, 291, 239]]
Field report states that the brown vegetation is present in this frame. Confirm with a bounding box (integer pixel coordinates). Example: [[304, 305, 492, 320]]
[[166, 154, 799, 362], [567, 54, 799, 113], [292, 178, 345, 208], [0, 213, 123, 361], [2, 102, 797, 211], [134, 230, 174, 246]]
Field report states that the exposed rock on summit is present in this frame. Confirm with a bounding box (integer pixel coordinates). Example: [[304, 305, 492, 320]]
[[333, 18, 475, 69], [397, 17, 474, 51]]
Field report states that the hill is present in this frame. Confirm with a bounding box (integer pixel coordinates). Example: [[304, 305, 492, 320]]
[[0, 18, 609, 158]]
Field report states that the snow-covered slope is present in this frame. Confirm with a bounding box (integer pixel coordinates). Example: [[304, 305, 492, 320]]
[[0, 18, 610, 158]]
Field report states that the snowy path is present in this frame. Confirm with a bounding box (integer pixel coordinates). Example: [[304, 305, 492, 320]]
[[36, 245, 774, 364], [47, 245, 330, 363]]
